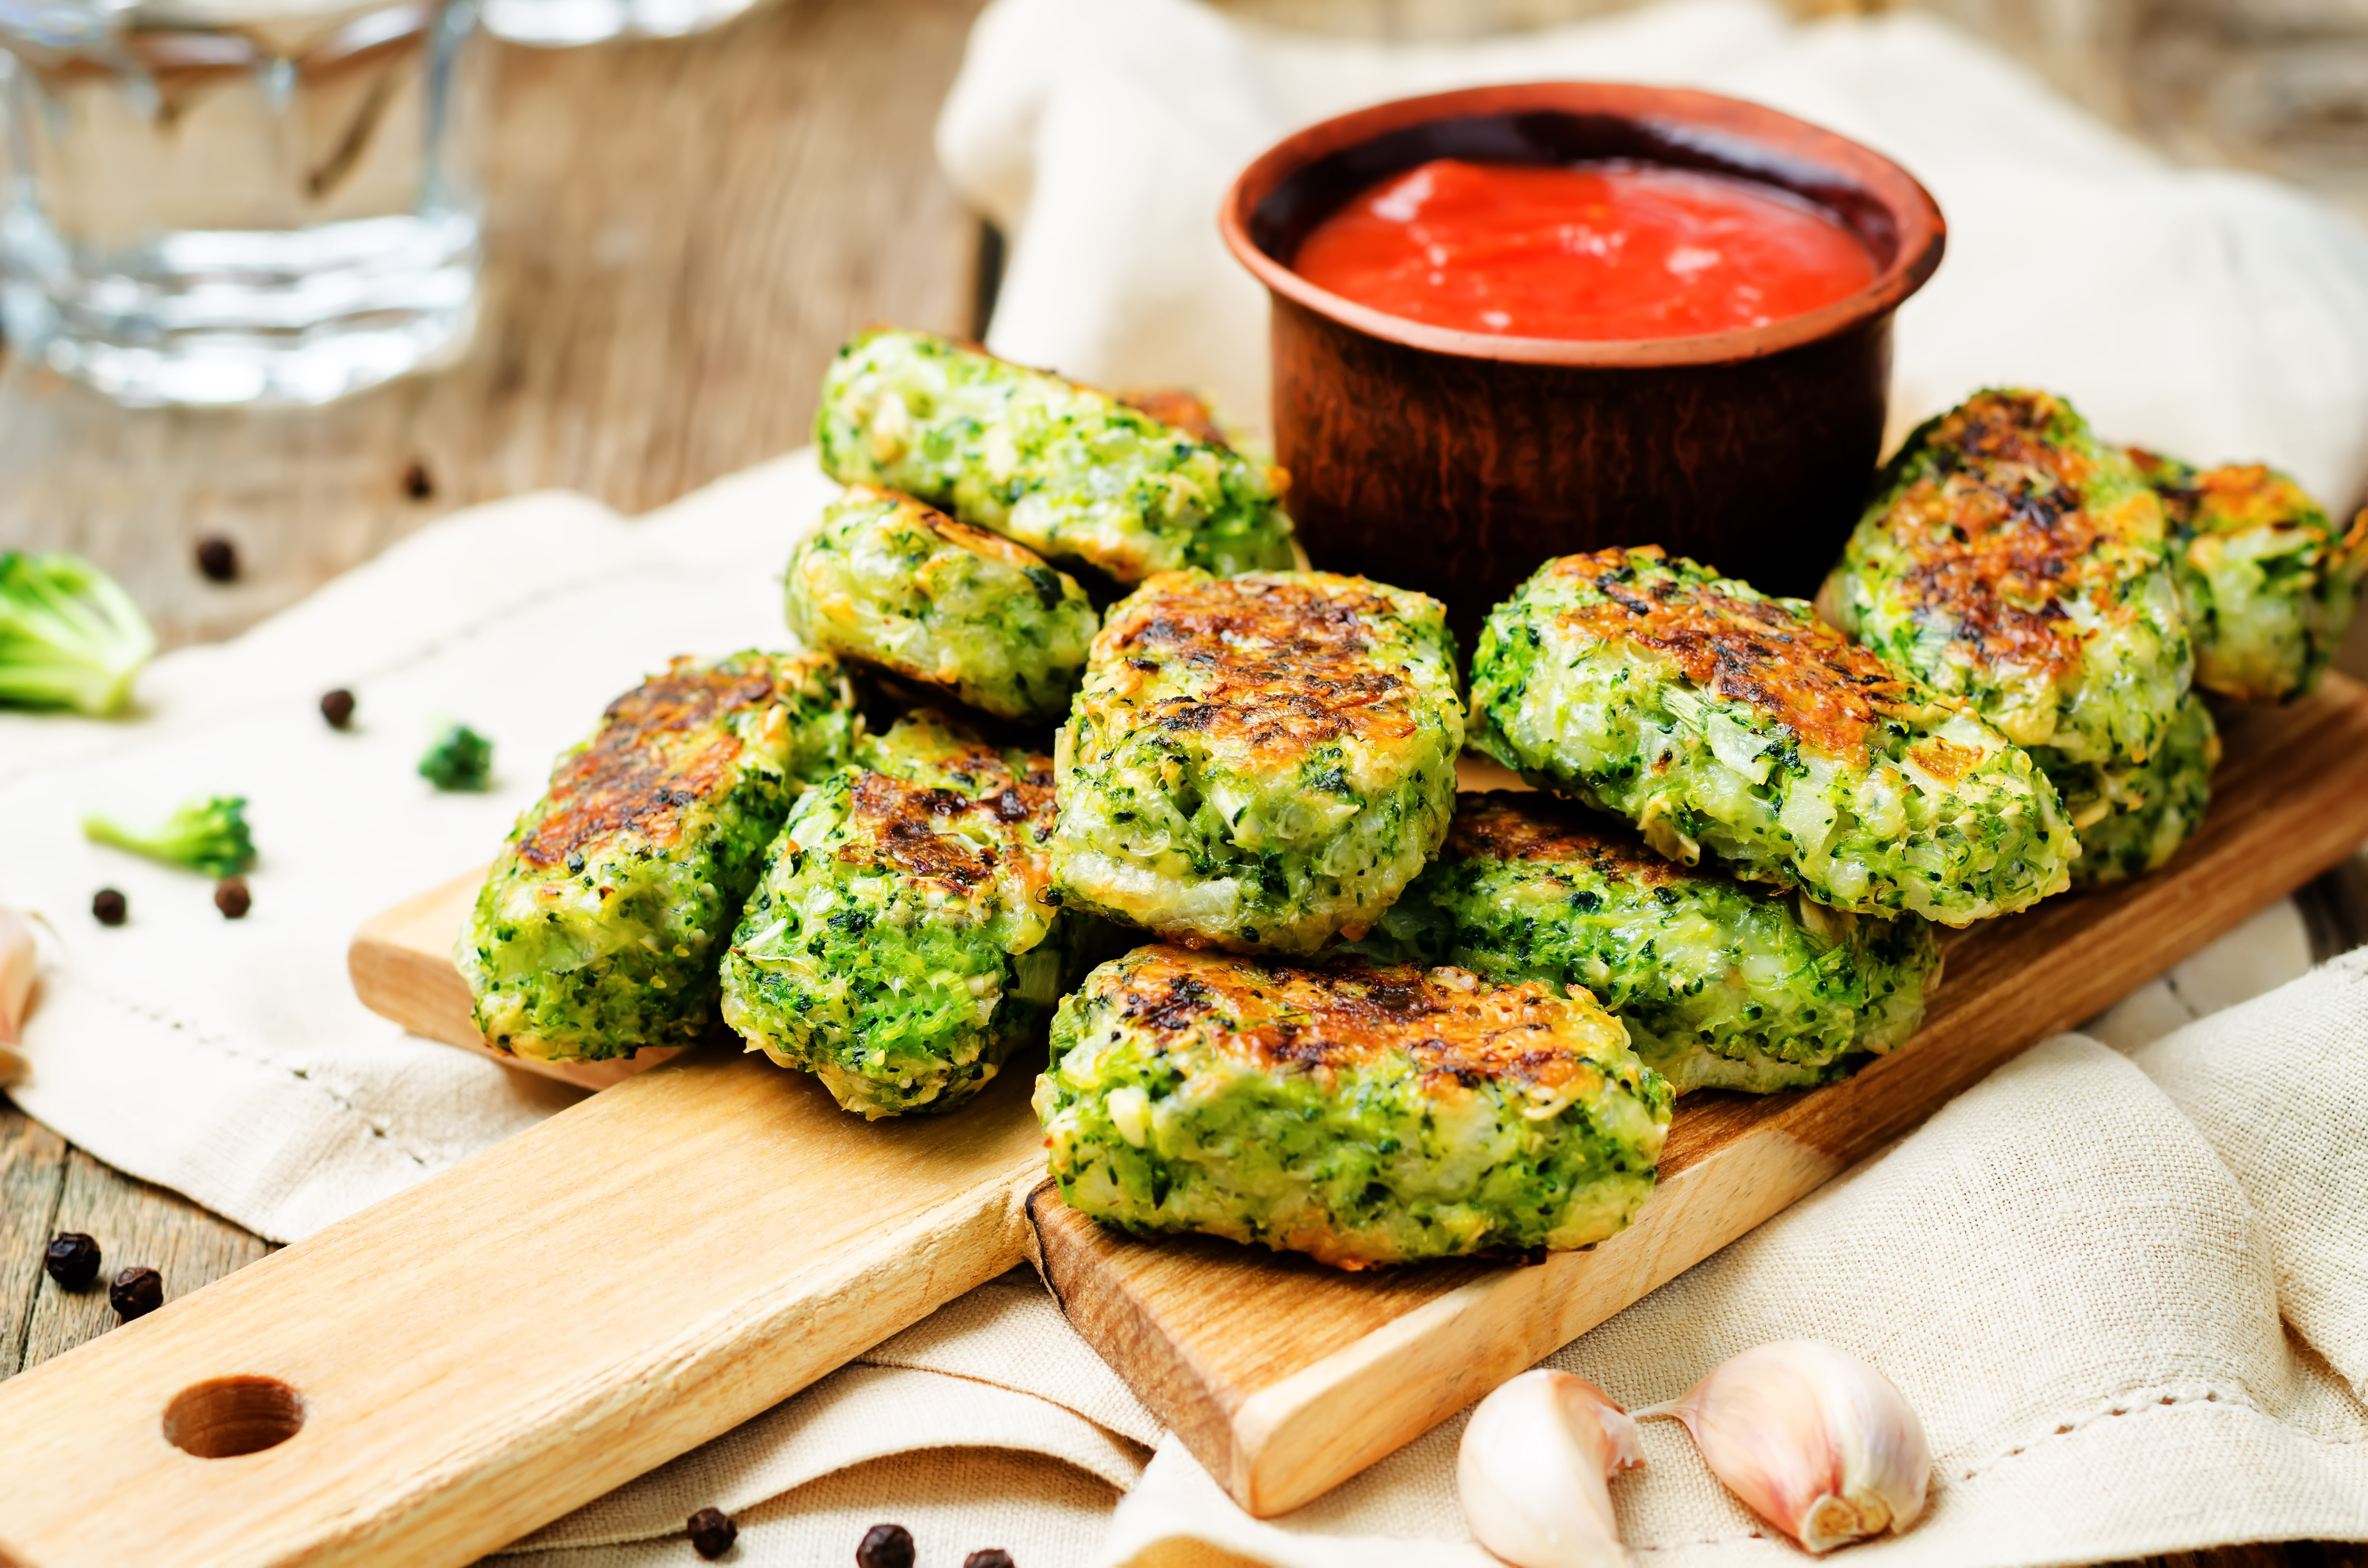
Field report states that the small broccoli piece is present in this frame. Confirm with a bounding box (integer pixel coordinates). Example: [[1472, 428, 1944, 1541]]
[[420, 724, 493, 791], [82, 796, 256, 878], [0, 551, 158, 717]]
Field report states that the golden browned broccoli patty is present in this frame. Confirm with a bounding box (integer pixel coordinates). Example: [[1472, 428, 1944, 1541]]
[[459, 651, 858, 1062], [814, 329, 1296, 583], [785, 486, 1098, 726], [2130, 449, 2368, 704], [1822, 389, 2191, 771], [1035, 945, 1672, 1269], [1051, 569, 1462, 955], [1353, 792, 1943, 1093], [720, 710, 1096, 1117], [1468, 546, 2074, 926]]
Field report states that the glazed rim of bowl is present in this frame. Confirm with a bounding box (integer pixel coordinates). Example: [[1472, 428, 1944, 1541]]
[[1220, 81, 1948, 369]]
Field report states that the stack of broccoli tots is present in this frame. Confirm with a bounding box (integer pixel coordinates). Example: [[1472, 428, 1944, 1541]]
[[1822, 389, 2364, 884], [459, 334, 2366, 1273]]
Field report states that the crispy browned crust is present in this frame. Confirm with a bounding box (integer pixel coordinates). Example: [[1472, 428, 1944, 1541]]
[[1097, 945, 1607, 1096], [518, 659, 774, 868], [1445, 791, 1682, 885], [843, 483, 1061, 574], [2125, 448, 2200, 529], [2191, 465, 2302, 532], [928, 509, 1055, 571], [1118, 388, 1227, 447], [1550, 546, 1925, 767], [2136, 455, 2357, 550], [1876, 392, 2138, 684], [842, 740, 1058, 902], [1096, 574, 1422, 771]]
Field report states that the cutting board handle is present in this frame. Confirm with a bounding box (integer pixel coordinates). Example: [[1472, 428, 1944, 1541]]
[[0, 1046, 1050, 1566]]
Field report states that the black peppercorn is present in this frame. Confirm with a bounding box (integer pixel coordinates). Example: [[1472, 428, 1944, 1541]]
[[110, 1265, 162, 1321], [964, 1552, 1016, 1568], [43, 1232, 101, 1290], [194, 536, 239, 583], [402, 459, 435, 501], [215, 877, 252, 919], [687, 1507, 737, 1559], [92, 888, 126, 926], [855, 1524, 914, 1568], [320, 688, 356, 729]]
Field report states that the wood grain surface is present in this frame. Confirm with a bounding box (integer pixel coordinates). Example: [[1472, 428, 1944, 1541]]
[[0, 1132, 274, 1384], [0, 1048, 1045, 1567], [1032, 677, 2368, 1516]]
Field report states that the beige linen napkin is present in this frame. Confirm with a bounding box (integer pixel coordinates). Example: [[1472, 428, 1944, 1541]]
[[0, 458, 827, 1240], [493, 1273, 1161, 1568]]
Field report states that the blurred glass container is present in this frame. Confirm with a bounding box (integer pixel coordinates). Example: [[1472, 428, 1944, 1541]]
[[482, 0, 752, 48], [0, 0, 484, 406]]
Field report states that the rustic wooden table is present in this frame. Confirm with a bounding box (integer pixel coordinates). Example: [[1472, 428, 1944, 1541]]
[[1, 0, 2364, 1561]]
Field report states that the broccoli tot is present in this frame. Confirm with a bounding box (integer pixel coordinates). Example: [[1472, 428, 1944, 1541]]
[[1052, 569, 1463, 955], [1349, 792, 1943, 1094], [2057, 689, 2219, 885], [721, 710, 1089, 1118], [419, 724, 493, 791], [0, 551, 157, 717], [83, 796, 256, 878], [1823, 390, 2190, 769], [2129, 450, 2368, 704], [786, 487, 1098, 726], [461, 652, 858, 1063], [1036, 947, 1673, 1268], [1468, 547, 2075, 926], [815, 329, 1296, 583]]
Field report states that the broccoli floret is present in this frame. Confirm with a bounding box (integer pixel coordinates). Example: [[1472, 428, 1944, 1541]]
[[0, 551, 157, 717], [420, 724, 493, 791], [83, 796, 256, 877]]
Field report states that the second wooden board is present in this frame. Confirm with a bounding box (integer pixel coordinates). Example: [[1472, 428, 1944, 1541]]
[[1026, 677, 2368, 1515]]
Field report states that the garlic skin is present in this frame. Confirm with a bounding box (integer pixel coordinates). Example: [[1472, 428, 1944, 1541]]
[[0, 906, 35, 1047], [1638, 1340, 1930, 1553], [1458, 1369, 1642, 1568]]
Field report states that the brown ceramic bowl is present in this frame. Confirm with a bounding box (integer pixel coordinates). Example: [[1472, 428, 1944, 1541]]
[[1220, 82, 1946, 642]]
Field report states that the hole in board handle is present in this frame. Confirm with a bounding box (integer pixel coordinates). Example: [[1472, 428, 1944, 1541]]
[[163, 1376, 306, 1458]]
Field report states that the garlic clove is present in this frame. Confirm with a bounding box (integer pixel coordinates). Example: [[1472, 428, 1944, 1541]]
[[1458, 1369, 1641, 1568], [1637, 1340, 1930, 1554], [0, 906, 35, 1047]]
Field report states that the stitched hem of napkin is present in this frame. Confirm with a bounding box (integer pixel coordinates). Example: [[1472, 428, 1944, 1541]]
[[1961, 1384, 2368, 1482], [60, 971, 437, 1169]]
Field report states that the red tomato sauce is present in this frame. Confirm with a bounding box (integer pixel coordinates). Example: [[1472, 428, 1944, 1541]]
[[1291, 158, 1878, 341]]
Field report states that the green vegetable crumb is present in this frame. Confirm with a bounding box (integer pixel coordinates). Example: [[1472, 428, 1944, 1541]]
[[0, 550, 157, 718], [82, 796, 255, 877], [420, 724, 493, 791]]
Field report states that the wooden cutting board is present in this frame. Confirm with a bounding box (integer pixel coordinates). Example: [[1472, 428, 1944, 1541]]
[[4, 678, 2365, 1566]]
